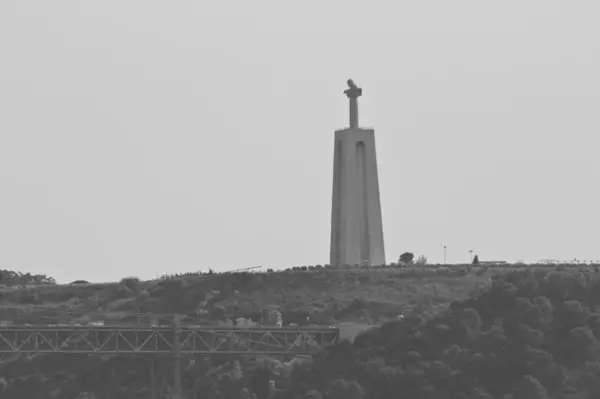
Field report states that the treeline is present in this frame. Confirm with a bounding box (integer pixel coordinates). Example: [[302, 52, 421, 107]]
[[156, 262, 600, 281], [0, 270, 56, 286], [283, 263, 600, 272]]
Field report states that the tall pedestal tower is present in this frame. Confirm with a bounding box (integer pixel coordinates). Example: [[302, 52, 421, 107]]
[[330, 79, 386, 267]]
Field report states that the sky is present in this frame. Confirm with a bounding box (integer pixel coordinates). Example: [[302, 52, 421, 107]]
[[1, 0, 599, 283]]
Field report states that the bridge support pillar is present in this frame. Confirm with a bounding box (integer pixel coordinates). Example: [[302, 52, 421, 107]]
[[151, 356, 157, 399], [173, 315, 183, 399]]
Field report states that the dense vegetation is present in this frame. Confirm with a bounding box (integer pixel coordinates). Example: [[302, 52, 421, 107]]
[[1, 265, 600, 398], [277, 268, 600, 399]]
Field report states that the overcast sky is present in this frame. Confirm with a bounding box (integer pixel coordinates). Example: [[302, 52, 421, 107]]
[[1, 1, 599, 283]]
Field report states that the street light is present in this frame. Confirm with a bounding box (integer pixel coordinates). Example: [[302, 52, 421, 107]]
[[443, 245, 448, 265], [469, 249, 474, 263]]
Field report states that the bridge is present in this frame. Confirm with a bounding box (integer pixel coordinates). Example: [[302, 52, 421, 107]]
[[0, 325, 340, 355]]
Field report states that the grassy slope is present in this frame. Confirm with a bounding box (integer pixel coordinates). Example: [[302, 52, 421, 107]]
[[0, 267, 497, 327]]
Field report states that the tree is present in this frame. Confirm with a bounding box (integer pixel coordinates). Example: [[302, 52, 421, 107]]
[[514, 375, 549, 399], [305, 390, 323, 399], [415, 255, 427, 265], [326, 379, 365, 399], [472, 255, 479, 265], [248, 365, 272, 399], [563, 326, 597, 366], [471, 387, 494, 399], [399, 252, 415, 265]]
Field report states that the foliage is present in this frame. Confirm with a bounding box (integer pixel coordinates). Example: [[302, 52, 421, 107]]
[[70, 280, 90, 284], [156, 262, 600, 278], [4, 266, 600, 397], [399, 252, 415, 264], [119, 277, 141, 292], [275, 268, 600, 398], [0, 270, 55, 285]]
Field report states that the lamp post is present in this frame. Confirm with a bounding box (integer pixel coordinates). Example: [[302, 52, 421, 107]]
[[469, 249, 474, 263], [443, 245, 448, 265]]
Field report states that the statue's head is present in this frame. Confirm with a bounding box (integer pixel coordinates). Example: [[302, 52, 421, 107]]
[[343, 79, 362, 99]]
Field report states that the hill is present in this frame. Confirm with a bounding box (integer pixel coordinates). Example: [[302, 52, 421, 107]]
[[0, 264, 598, 398], [0, 266, 492, 328]]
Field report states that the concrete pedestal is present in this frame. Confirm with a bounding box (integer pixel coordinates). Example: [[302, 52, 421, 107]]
[[329, 127, 385, 267]]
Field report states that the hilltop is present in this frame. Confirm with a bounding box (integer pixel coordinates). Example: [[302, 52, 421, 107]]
[[0, 265, 493, 328]]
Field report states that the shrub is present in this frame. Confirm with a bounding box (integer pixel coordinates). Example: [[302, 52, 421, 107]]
[[119, 277, 140, 292], [17, 289, 38, 304]]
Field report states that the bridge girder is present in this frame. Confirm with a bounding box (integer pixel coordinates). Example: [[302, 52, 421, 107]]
[[0, 326, 339, 355]]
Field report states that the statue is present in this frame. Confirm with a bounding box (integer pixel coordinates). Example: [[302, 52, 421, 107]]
[[344, 79, 362, 99], [344, 79, 361, 128]]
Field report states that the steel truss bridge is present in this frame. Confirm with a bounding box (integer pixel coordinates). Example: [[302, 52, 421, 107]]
[[0, 325, 340, 355]]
